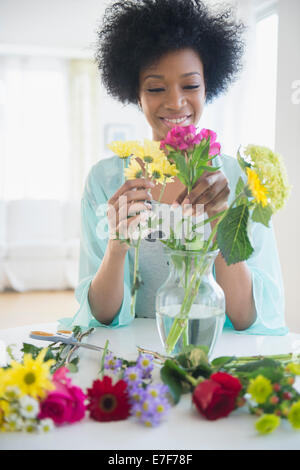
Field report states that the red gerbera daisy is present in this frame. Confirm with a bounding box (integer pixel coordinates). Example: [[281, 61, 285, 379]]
[[86, 376, 131, 422]]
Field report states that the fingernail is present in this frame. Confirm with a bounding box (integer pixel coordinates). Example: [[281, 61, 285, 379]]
[[171, 202, 179, 208], [182, 198, 190, 206], [149, 181, 155, 187]]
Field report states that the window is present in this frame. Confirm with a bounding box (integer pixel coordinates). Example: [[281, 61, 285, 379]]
[[0, 56, 70, 200]]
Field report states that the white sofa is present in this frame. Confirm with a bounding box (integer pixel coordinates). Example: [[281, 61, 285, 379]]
[[0, 200, 80, 292]]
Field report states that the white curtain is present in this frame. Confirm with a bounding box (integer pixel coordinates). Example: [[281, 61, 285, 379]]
[[68, 59, 102, 200], [0, 56, 101, 201]]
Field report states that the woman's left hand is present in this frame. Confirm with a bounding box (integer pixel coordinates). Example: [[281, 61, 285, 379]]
[[173, 170, 230, 218]]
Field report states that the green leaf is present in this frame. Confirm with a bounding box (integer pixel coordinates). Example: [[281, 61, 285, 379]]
[[65, 362, 78, 373], [211, 356, 236, 368], [251, 204, 273, 228], [191, 139, 210, 165], [235, 176, 245, 198], [160, 361, 184, 404], [216, 204, 254, 265], [234, 358, 281, 372], [171, 153, 189, 186]]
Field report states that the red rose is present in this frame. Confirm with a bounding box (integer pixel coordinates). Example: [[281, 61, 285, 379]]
[[192, 372, 242, 421]]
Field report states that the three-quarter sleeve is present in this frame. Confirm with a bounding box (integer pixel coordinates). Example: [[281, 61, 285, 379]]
[[223, 218, 288, 335], [59, 159, 133, 330]]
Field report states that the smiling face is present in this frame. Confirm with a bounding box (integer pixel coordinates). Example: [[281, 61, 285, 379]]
[[138, 48, 206, 141]]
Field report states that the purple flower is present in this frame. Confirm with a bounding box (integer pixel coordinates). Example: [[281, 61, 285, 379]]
[[123, 366, 143, 389], [127, 382, 145, 405], [130, 383, 171, 427], [136, 354, 154, 379], [104, 353, 122, 372]]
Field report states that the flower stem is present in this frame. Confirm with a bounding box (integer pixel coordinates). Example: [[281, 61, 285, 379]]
[[130, 233, 142, 316], [158, 177, 167, 203], [99, 339, 109, 378], [165, 254, 208, 354]]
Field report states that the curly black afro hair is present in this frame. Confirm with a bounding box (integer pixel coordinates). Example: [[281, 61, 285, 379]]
[[95, 0, 246, 105]]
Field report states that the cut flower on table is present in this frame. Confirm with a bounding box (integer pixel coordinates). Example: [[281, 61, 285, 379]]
[[1, 328, 300, 436]]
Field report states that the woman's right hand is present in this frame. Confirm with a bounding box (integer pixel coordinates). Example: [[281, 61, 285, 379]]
[[107, 178, 155, 254]]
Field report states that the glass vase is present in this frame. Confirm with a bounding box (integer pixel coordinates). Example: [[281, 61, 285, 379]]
[[156, 247, 225, 357]]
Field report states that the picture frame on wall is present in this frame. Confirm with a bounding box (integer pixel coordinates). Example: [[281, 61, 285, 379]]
[[104, 123, 135, 150]]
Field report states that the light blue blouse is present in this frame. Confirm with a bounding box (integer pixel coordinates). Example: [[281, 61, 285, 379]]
[[59, 153, 288, 335]]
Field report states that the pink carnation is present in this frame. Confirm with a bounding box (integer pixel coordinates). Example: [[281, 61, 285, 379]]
[[160, 125, 221, 156], [160, 125, 201, 151], [198, 128, 221, 156], [38, 367, 86, 425]]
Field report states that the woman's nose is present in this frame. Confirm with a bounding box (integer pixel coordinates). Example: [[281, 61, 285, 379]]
[[164, 88, 187, 110]]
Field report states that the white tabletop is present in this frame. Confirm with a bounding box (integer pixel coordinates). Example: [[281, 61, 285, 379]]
[[1, 319, 300, 450]]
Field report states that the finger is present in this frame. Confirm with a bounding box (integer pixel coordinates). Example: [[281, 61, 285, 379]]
[[108, 178, 154, 206], [108, 188, 152, 221], [205, 183, 230, 214], [187, 171, 222, 205], [127, 201, 152, 216]]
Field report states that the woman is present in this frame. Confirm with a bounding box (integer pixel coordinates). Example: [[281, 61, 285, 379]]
[[60, 0, 287, 335]]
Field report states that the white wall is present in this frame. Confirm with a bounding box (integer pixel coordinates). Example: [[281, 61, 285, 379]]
[[0, 0, 105, 56], [274, 0, 300, 333]]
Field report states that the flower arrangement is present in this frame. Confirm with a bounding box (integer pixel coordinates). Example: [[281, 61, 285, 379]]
[[1, 331, 300, 437], [108, 126, 290, 355]]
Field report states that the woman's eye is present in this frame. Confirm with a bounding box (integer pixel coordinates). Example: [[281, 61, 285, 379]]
[[184, 85, 200, 90], [147, 88, 164, 92]]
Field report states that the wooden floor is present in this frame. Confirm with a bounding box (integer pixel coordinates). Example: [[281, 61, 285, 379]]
[[0, 290, 78, 329]]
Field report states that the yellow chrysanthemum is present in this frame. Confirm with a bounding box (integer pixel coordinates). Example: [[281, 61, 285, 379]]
[[134, 139, 166, 164], [0, 368, 9, 396], [108, 140, 140, 159], [247, 375, 273, 404], [148, 161, 165, 184], [124, 158, 144, 180], [244, 145, 291, 212], [288, 401, 300, 429], [0, 399, 11, 430], [7, 349, 55, 399], [246, 167, 268, 207], [255, 414, 281, 435], [161, 159, 179, 182]]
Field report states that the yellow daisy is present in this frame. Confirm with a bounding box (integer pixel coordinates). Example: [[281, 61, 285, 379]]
[[246, 167, 268, 207], [7, 349, 55, 399], [108, 140, 140, 159], [124, 158, 144, 180]]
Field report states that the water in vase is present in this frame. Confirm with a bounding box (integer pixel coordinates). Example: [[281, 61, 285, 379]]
[[156, 304, 225, 357]]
